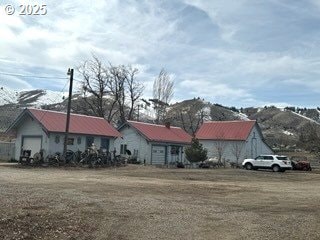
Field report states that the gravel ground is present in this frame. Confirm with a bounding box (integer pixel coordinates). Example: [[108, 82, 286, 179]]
[[0, 163, 320, 240]]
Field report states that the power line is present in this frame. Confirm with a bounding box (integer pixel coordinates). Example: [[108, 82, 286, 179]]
[[0, 71, 68, 80], [0, 77, 72, 123], [73, 78, 82, 83], [37, 77, 70, 123], [0, 72, 71, 132]]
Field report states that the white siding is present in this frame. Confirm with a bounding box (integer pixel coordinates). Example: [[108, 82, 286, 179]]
[[15, 115, 48, 160], [200, 140, 246, 163], [22, 137, 42, 157], [150, 143, 187, 165], [166, 144, 187, 164], [48, 134, 115, 156], [114, 126, 189, 165], [14, 115, 116, 160], [114, 126, 151, 163], [199, 125, 273, 163], [151, 145, 166, 164], [245, 125, 273, 159]]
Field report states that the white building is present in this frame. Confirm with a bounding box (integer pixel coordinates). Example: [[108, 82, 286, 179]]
[[6, 108, 121, 160], [196, 120, 273, 163], [115, 121, 192, 165]]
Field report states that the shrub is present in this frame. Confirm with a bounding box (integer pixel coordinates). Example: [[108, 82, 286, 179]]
[[185, 138, 207, 163]]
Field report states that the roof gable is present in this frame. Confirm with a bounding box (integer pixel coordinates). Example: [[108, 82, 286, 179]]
[[126, 121, 192, 144], [9, 108, 121, 138], [195, 120, 256, 141]]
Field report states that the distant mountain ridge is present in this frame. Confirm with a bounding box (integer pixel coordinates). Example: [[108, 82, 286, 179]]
[[0, 88, 66, 107], [0, 88, 66, 132]]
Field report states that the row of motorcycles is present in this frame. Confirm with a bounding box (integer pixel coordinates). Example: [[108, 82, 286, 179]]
[[19, 148, 126, 168]]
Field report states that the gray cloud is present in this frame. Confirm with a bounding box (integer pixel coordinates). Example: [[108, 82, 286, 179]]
[[1, 0, 320, 107]]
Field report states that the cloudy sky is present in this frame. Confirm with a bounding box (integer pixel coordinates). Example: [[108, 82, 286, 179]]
[[1, 0, 320, 107]]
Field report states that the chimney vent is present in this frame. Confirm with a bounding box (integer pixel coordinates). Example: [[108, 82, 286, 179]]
[[165, 122, 171, 129]]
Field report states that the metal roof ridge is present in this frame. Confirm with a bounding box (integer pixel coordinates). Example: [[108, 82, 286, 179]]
[[203, 120, 256, 124], [127, 120, 183, 129], [27, 108, 106, 120], [203, 120, 256, 123]]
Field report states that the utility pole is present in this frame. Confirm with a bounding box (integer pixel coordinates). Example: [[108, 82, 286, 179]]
[[137, 103, 144, 121], [137, 104, 140, 121], [63, 68, 74, 161]]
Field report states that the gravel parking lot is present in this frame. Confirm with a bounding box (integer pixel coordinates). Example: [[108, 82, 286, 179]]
[[0, 164, 320, 240]]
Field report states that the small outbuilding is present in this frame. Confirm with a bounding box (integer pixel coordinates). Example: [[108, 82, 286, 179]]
[[195, 120, 273, 163], [6, 108, 121, 160], [115, 121, 192, 165]]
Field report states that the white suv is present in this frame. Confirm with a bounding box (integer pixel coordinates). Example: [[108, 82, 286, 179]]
[[242, 155, 292, 172]]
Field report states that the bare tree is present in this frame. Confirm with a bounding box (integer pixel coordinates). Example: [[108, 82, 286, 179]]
[[108, 65, 144, 123], [108, 65, 127, 124], [151, 69, 174, 123], [214, 140, 228, 168], [177, 98, 209, 136], [125, 67, 144, 120], [78, 56, 144, 124], [78, 56, 111, 118], [212, 132, 228, 168], [230, 141, 244, 167]]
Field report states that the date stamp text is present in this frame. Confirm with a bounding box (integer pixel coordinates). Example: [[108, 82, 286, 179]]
[[4, 4, 47, 16]]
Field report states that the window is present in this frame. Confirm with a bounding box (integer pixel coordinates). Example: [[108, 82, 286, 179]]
[[55, 135, 60, 144], [86, 136, 94, 148], [77, 137, 81, 145], [277, 156, 288, 160], [263, 156, 274, 160], [255, 156, 264, 160], [100, 138, 110, 150], [133, 149, 138, 157], [67, 138, 74, 145], [170, 146, 180, 155], [120, 144, 127, 154]]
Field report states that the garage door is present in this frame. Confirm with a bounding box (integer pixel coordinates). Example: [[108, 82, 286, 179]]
[[22, 137, 42, 157], [151, 145, 166, 165]]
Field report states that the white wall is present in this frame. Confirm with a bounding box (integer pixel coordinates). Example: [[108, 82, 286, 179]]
[[200, 140, 246, 164], [114, 126, 151, 163], [15, 115, 48, 160], [114, 125, 189, 164], [14, 114, 115, 160], [48, 133, 115, 156], [199, 124, 273, 163], [245, 125, 273, 159], [165, 144, 188, 164]]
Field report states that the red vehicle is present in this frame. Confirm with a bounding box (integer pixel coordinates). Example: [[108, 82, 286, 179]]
[[291, 160, 312, 171]]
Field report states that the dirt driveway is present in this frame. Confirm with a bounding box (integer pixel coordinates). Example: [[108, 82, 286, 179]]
[[0, 164, 320, 240]]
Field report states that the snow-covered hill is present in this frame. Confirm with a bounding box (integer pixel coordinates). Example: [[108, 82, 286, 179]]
[[0, 88, 66, 107], [291, 111, 320, 125]]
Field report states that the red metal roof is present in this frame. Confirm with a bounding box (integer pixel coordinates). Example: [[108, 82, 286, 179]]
[[27, 108, 121, 137], [127, 121, 192, 144], [195, 120, 256, 140]]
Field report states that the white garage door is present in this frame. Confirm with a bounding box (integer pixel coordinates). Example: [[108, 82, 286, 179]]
[[152, 146, 166, 165], [22, 137, 42, 157]]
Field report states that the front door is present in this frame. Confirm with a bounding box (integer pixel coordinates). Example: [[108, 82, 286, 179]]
[[170, 145, 180, 163], [86, 136, 94, 148], [100, 138, 110, 151], [261, 155, 274, 168], [254, 155, 264, 167]]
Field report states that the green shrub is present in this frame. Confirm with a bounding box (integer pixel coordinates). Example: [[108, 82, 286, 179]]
[[185, 138, 207, 163]]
